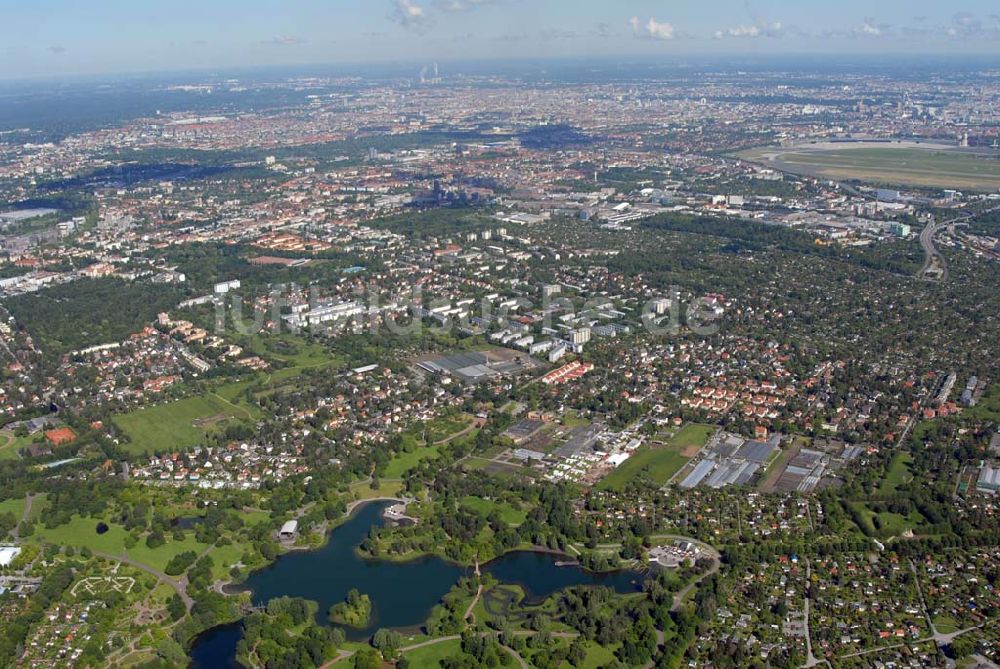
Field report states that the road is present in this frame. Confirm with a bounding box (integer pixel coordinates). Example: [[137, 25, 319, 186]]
[[94, 550, 194, 611], [918, 219, 951, 282], [803, 560, 822, 668], [669, 550, 721, 613], [918, 205, 1000, 282]]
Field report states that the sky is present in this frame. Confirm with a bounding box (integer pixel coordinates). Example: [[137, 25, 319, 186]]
[[2, 0, 1000, 79]]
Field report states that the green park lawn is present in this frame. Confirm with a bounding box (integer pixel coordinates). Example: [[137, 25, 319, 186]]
[[349, 479, 405, 501], [242, 333, 345, 382], [27, 515, 211, 572], [382, 415, 477, 479], [932, 615, 961, 635], [0, 430, 42, 460], [0, 493, 46, 524], [966, 384, 1000, 422], [848, 502, 927, 538], [206, 542, 251, 580], [460, 496, 527, 525], [384, 444, 441, 479], [113, 393, 253, 455], [565, 640, 620, 669], [0, 497, 25, 520], [880, 452, 914, 494], [402, 638, 463, 665], [0, 431, 18, 460]]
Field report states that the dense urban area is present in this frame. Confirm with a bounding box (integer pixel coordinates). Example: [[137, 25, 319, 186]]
[[0, 57, 998, 669]]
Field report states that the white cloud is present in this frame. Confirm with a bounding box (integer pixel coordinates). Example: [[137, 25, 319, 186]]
[[630, 16, 675, 41], [390, 0, 427, 27], [858, 17, 886, 37], [715, 21, 784, 39]]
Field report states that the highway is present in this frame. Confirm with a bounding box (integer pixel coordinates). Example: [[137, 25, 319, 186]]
[[918, 219, 952, 282], [918, 205, 1000, 282]]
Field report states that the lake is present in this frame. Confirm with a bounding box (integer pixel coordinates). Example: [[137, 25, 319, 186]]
[[190, 501, 642, 667]]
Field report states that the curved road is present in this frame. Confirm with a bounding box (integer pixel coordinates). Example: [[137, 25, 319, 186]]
[[918, 219, 950, 282], [919, 205, 1000, 282], [94, 550, 194, 611]]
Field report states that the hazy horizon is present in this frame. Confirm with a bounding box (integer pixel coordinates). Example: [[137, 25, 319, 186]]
[[4, 1, 1000, 80]]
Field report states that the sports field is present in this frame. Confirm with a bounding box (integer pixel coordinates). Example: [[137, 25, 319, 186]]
[[113, 393, 253, 455], [739, 142, 1000, 191]]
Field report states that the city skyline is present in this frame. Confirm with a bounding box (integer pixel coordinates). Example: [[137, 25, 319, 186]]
[[3, 0, 1000, 79]]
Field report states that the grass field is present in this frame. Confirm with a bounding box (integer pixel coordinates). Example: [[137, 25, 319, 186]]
[[349, 479, 405, 502], [596, 423, 715, 491], [424, 414, 474, 443], [880, 452, 915, 494], [848, 501, 926, 538], [739, 144, 1000, 191], [0, 430, 43, 460], [667, 423, 717, 451], [597, 447, 690, 491], [568, 640, 620, 669], [460, 495, 527, 525], [113, 394, 253, 455], [0, 497, 25, 521], [932, 615, 961, 635], [244, 333, 345, 383], [0, 431, 21, 460], [382, 415, 476, 479], [383, 444, 441, 479], [28, 514, 212, 572], [401, 638, 463, 665], [965, 383, 1000, 422]]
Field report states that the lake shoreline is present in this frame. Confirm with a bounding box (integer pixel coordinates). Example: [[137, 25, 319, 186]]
[[192, 500, 645, 668], [223, 496, 628, 600]]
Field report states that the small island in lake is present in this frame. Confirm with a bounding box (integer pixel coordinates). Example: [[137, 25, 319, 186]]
[[328, 588, 372, 628]]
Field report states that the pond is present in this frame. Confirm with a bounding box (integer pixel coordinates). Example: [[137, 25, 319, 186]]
[[190, 501, 643, 667]]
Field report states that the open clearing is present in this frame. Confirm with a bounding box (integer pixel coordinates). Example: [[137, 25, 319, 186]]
[[460, 495, 527, 525], [383, 444, 441, 479], [113, 393, 252, 455], [597, 447, 690, 491], [0, 431, 21, 460], [28, 514, 211, 572], [880, 452, 915, 494], [596, 424, 715, 491], [738, 142, 1000, 191], [382, 414, 478, 479]]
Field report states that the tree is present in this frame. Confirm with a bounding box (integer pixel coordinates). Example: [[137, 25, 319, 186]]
[[146, 529, 166, 549], [353, 647, 382, 669], [949, 637, 975, 660], [167, 594, 186, 621], [155, 639, 187, 665], [372, 628, 402, 657], [568, 638, 588, 667]]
